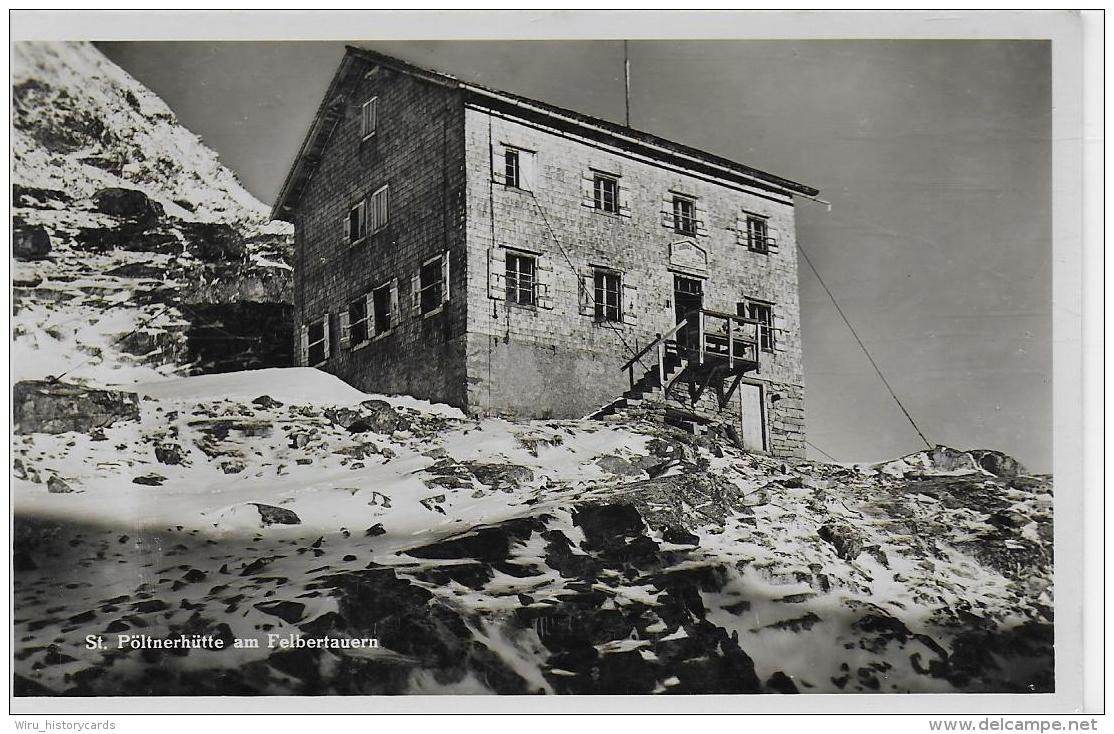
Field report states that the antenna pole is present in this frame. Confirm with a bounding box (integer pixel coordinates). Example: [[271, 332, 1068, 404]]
[[624, 40, 631, 127]]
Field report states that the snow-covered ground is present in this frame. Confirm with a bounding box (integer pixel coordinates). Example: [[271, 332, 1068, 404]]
[[13, 368, 1053, 696]]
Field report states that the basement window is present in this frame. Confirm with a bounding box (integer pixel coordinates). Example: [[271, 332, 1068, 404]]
[[347, 201, 366, 244], [307, 317, 329, 366], [746, 216, 771, 254], [593, 175, 619, 214], [673, 196, 697, 236], [505, 252, 536, 307], [593, 269, 622, 322], [360, 97, 378, 139]]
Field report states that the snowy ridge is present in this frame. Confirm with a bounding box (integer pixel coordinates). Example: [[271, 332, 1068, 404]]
[[12, 41, 284, 230]]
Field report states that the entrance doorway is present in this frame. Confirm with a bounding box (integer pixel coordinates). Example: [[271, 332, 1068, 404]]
[[738, 382, 766, 452], [673, 275, 703, 351]]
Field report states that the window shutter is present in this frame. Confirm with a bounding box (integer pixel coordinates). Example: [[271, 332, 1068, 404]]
[[617, 183, 632, 218], [581, 173, 595, 208], [339, 310, 351, 349], [695, 202, 709, 237], [661, 194, 674, 229], [535, 258, 555, 310], [487, 248, 505, 300], [441, 251, 451, 304], [410, 274, 421, 315], [298, 325, 309, 366], [491, 144, 506, 185], [766, 222, 780, 253], [520, 152, 536, 192], [773, 312, 786, 351], [321, 315, 331, 360], [622, 283, 639, 325], [578, 273, 594, 315], [365, 292, 376, 338], [389, 278, 401, 327]]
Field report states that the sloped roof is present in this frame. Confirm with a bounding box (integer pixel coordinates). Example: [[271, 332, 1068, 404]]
[[271, 45, 819, 221]]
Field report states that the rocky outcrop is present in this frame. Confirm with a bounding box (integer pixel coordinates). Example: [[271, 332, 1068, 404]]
[[92, 187, 164, 228], [13, 380, 139, 434], [13, 225, 51, 261]]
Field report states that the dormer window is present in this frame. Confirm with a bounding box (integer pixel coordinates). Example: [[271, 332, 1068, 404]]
[[360, 97, 378, 139]]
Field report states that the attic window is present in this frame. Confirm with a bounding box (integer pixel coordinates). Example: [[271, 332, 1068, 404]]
[[361, 97, 378, 139]]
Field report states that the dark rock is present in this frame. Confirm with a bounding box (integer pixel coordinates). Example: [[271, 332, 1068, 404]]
[[92, 187, 164, 227], [133, 599, 169, 614], [253, 600, 305, 624], [181, 569, 207, 583], [365, 523, 386, 537], [47, 475, 73, 494], [969, 450, 1028, 478], [105, 262, 165, 279], [252, 395, 284, 409], [406, 517, 544, 564], [464, 462, 534, 492], [359, 400, 410, 434], [767, 671, 799, 693], [251, 503, 301, 526], [14, 380, 140, 435], [220, 459, 246, 475], [818, 523, 864, 561], [574, 504, 646, 549], [239, 557, 278, 576], [13, 225, 51, 261], [74, 226, 178, 254], [663, 526, 699, 545], [12, 184, 70, 209], [178, 221, 245, 262], [154, 443, 184, 465], [132, 474, 165, 487]]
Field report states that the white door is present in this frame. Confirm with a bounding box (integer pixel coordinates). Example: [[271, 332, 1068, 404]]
[[738, 383, 766, 452]]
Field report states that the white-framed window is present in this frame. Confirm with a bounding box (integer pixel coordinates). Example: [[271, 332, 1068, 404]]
[[505, 251, 536, 307], [369, 185, 389, 234], [505, 149, 521, 189], [301, 316, 330, 367], [347, 201, 366, 245], [746, 215, 772, 254], [593, 269, 622, 322], [673, 195, 697, 236], [412, 253, 450, 317], [594, 175, 619, 214], [742, 299, 776, 352], [360, 97, 378, 140]]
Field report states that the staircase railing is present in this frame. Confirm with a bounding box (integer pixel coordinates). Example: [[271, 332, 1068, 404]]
[[619, 309, 763, 398]]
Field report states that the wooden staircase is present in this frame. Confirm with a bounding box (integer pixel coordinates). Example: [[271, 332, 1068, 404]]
[[589, 308, 766, 434]]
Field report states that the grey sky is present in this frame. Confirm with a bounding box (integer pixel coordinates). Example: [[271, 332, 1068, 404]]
[[96, 40, 1052, 472]]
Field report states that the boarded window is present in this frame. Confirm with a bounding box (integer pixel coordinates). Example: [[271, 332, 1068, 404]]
[[505, 252, 536, 306], [372, 283, 392, 336], [504, 150, 520, 189], [369, 185, 389, 233], [746, 216, 770, 253], [360, 97, 378, 139], [673, 196, 696, 235], [593, 270, 622, 322], [347, 201, 366, 244], [307, 317, 329, 366], [593, 175, 619, 213]]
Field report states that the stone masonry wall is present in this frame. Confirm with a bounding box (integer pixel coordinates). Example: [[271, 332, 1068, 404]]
[[294, 64, 468, 408], [462, 107, 805, 456]]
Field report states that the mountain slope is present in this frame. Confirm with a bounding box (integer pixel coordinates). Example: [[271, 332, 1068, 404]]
[[11, 41, 294, 385]]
